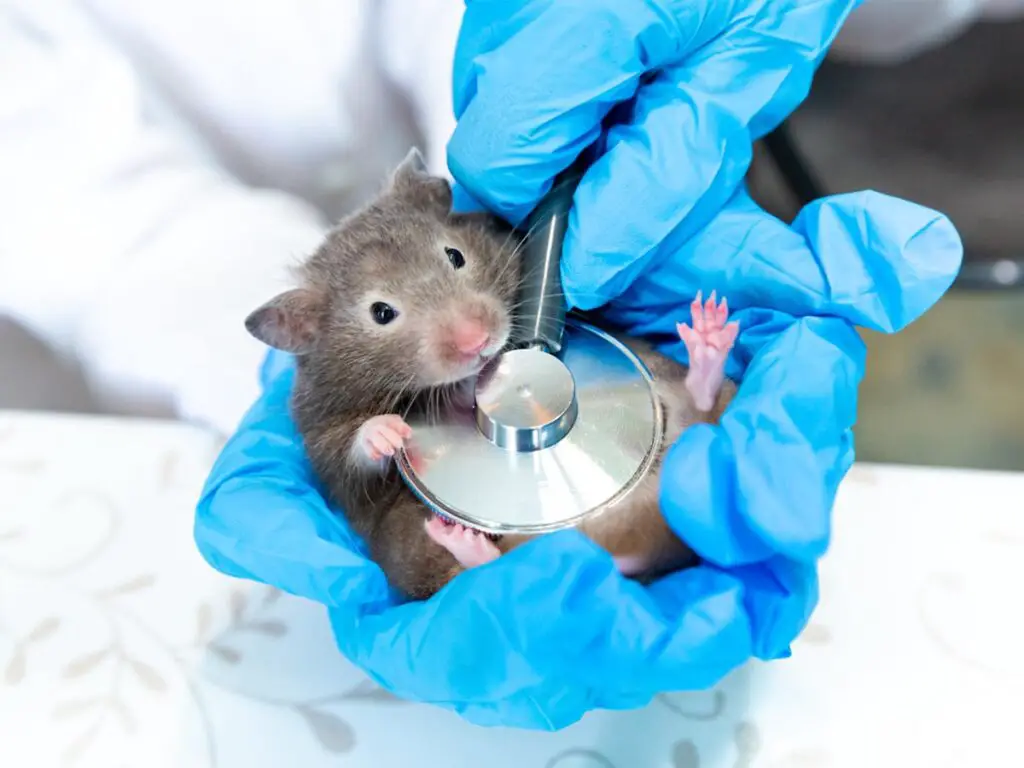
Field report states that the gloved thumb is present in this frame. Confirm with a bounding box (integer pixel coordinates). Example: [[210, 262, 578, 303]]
[[791, 191, 964, 333]]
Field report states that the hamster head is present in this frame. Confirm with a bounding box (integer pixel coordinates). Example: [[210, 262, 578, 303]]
[[244, 148, 521, 399]]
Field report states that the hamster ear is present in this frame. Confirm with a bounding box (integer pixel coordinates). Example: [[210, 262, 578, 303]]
[[388, 147, 452, 217], [394, 146, 429, 177], [244, 288, 324, 354]]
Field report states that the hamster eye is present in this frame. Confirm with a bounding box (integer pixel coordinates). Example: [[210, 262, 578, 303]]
[[370, 302, 398, 325], [445, 247, 465, 270]]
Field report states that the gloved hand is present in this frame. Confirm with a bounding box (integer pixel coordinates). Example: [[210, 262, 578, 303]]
[[446, 0, 887, 310], [194, 0, 963, 730]]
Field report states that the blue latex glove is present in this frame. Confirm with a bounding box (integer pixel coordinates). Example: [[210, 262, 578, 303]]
[[194, 0, 963, 730], [448, 0, 873, 309]]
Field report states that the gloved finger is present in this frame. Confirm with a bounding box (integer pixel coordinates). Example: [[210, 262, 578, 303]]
[[599, 188, 963, 568], [448, 1, 863, 306], [601, 194, 933, 570], [332, 529, 761, 725], [194, 350, 392, 610], [562, 0, 862, 307], [789, 191, 963, 330], [332, 532, 611, 707], [659, 309, 864, 569], [601, 188, 962, 340], [448, 0, 747, 226], [629, 555, 819, 684]]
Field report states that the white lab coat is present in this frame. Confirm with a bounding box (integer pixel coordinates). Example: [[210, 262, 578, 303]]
[[1, 0, 1020, 436], [0, 0, 463, 435]]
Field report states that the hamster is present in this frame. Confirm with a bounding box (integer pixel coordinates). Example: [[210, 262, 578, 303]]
[[244, 148, 738, 601]]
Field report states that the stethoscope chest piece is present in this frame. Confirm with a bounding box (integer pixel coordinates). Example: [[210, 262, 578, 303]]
[[396, 317, 663, 535]]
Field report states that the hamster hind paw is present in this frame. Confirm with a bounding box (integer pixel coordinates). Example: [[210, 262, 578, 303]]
[[676, 290, 739, 412], [424, 517, 500, 569]]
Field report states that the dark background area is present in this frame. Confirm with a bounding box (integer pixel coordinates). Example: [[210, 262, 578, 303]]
[[750, 19, 1024, 472]]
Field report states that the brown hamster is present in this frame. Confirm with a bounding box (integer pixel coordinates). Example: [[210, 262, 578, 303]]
[[244, 148, 738, 601]]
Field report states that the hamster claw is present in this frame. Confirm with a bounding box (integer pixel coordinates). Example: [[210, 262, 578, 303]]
[[424, 517, 500, 569], [357, 414, 412, 464]]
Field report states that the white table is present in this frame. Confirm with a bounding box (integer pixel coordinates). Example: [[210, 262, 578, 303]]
[[0, 410, 1021, 768]]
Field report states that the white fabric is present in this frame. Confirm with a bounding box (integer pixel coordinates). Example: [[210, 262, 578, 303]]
[[1, 410, 1023, 766], [0, 0, 462, 436]]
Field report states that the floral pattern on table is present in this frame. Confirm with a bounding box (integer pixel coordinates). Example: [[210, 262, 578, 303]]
[[1, 411, 1022, 768]]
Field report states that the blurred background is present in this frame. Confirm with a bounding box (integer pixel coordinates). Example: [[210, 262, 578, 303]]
[[1, 5, 1022, 472], [748, 15, 1024, 472]]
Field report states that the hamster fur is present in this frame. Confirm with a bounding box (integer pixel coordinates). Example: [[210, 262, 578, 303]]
[[244, 148, 738, 601]]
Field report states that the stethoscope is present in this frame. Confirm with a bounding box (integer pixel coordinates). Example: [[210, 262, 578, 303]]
[[396, 154, 664, 535]]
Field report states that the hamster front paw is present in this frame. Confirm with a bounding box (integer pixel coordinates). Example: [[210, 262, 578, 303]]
[[355, 414, 412, 462], [677, 290, 739, 412]]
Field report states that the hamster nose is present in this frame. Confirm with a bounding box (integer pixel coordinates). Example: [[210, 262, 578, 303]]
[[451, 322, 490, 357]]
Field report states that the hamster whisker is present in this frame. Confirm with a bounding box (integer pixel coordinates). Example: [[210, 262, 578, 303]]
[[495, 221, 522, 265], [490, 215, 552, 293], [504, 288, 568, 312], [490, 235, 529, 294]]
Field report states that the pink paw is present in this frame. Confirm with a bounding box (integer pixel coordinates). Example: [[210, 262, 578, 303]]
[[424, 516, 500, 569], [676, 290, 739, 411], [613, 554, 649, 577], [356, 414, 412, 461]]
